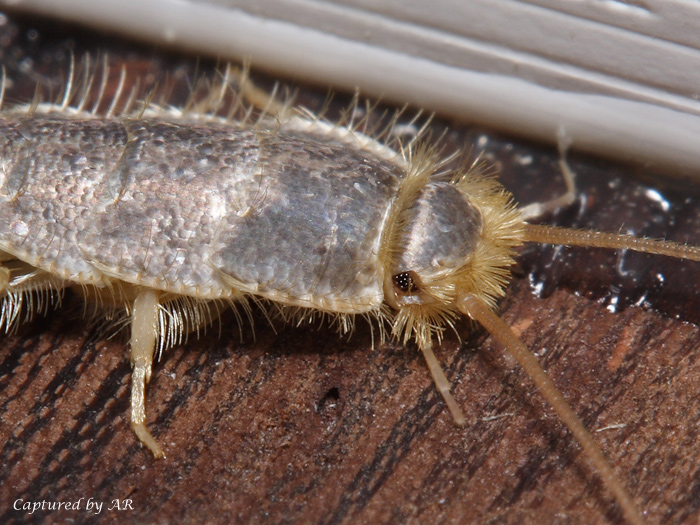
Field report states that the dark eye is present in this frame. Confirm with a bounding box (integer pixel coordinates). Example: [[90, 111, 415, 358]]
[[393, 271, 421, 295]]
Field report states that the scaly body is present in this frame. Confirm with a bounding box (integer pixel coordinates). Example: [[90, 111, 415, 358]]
[[4, 71, 699, 523], [0, 108, 521, 454]]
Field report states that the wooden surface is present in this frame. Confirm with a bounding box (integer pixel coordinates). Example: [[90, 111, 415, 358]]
[[1, 12, 700, 524]]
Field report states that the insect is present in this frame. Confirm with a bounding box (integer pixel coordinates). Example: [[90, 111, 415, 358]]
[[1, 56, 699, 525]]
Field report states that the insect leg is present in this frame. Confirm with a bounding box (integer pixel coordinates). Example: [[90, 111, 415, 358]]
[[419, 340, 465, 425], [130, 288, 164, 458], [518, 132, 577, 221], [227, 63, 290, 117]]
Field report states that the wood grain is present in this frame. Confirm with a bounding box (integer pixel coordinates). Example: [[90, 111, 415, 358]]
[[1, 12, 699, 524]]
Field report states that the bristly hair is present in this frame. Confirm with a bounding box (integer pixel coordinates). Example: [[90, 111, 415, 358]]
[[1, 56, 523, 356], [388, 155, 525, 351]]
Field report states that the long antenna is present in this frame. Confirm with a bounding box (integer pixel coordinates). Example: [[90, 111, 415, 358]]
[[524, 223, 700, 262]]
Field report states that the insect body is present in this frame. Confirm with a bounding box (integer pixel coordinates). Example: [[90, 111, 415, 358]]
[[2, 69, 700, 524], [0, 111, 521, 447]]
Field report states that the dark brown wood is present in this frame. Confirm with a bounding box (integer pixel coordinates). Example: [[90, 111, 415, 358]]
[[1, 12, 700, 524]]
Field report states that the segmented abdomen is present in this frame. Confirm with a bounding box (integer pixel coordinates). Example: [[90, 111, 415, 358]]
[[0, 117, 404, 311]]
